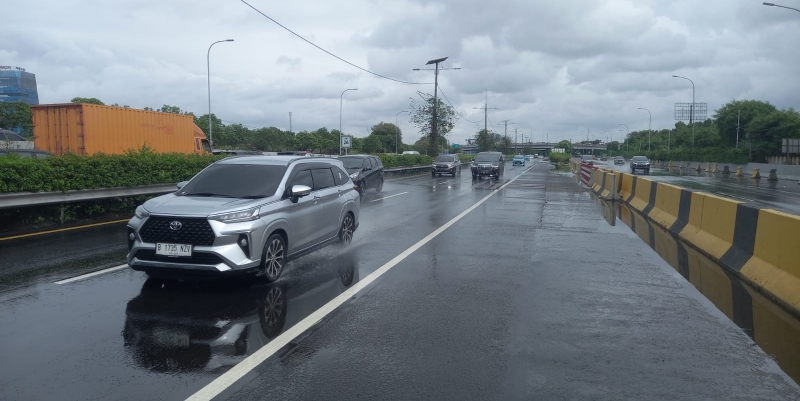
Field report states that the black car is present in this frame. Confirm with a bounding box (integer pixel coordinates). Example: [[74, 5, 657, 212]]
[[338, 155, 385, 197], [471, 152, 505, 178], [630, 156, 651, 174], [432, 154, 461, 177]]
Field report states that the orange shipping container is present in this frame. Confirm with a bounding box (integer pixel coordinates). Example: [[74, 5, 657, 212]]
[[31, 103, 210, 156]]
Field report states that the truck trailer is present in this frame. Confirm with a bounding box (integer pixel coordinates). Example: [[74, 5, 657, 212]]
[[32, 103, 210, 156]]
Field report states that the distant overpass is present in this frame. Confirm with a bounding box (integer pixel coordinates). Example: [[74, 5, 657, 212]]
[[509, 142, 608, 154]]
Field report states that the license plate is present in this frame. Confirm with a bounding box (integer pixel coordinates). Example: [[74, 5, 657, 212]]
[[156, 243, 192, 257], [152, 328, 190, 348]]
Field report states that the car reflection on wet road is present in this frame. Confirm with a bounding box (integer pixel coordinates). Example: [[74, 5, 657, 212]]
[[123, 252, 358, 374]]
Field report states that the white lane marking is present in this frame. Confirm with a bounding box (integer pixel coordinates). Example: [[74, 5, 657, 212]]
[[437, 180, 452, 184], [370, 191, 410, 202], [55, 264, 128, 285], [185, 165, 533, 401]]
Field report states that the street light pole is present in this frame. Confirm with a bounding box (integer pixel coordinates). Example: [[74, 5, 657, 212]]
[[619, 124, 630, 153], [763, 2, 800, 13], [339, 88, 358, 155], [207, 39, 234, 149], [672, 75, 696, 149], [396, 110, 409, 154], [637, 108, 652, 151]]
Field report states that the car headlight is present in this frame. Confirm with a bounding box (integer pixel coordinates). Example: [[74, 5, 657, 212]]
[[134, 205, 150, 219], [349, 172, 359, 179], [208, 207, 260, 223]]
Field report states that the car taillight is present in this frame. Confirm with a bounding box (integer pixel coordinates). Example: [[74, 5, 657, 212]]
[[353, 184, 360, 192]]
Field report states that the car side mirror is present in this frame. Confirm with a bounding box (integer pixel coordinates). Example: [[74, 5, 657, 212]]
[[364, 167, 371, 171], [176, 181, 188, 190], [290, 185, 312, 202]]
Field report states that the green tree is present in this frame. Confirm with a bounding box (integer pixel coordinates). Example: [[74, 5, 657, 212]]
[[70, 97, 105, 105], [294, 131, 321, 152], [474, 129, 493, 152], [745, 109, 800, 162], [369, 122, 403, 154], [714, 100, 778, 148], [195, 114, 224, 147], [409, 92, 456, 156], [0, 101, 34, 137], [556, 140, 573, 154], [362, 135, 384, 154], [157, 105, 194, 116]]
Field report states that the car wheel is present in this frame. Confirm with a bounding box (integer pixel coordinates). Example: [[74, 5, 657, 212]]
[[339, 213, 355, 245], [357, 181, 365, 198], [258, 234, 286, 283], [375, 178, 383, 193], [431, 171, 436, 177], [259, 285, 287, 339]]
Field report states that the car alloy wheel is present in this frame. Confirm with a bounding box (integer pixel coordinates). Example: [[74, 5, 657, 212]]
[[339, 213, 354, 245], [259, 286, 287, 338], [259, 234, 286, 282]]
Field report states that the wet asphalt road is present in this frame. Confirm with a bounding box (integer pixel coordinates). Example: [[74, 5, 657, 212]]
[[1, 163, 799, 401], [599, 160, 800, 215]]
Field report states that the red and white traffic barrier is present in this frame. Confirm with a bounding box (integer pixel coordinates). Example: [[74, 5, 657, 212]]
[[580, 163, 597, 186]]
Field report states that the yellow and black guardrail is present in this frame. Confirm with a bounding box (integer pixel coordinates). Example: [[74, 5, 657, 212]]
[[580, 168, 800, 318]]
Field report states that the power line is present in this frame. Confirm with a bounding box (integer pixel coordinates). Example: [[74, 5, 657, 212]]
[[437, 84, 481, 124], [240, 0, 430, 85]]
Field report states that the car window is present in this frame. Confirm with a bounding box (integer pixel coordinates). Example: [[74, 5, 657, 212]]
[[181, 164, 288, 198], [338, 157, 363, 170], [632, 156, 648, 161], [7, 133, 25, 141], [332, 166, 350, 185], [291, 169, 314, 189], [435, 155, 453, 162], [0, 133, 5, 141], [473, 153, 499, 163], [311, 168, 335, 190], [363, 159, 371, 170], [370, 157, 382, 169]]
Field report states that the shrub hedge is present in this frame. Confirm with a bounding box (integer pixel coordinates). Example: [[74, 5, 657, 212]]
[[548, 153, 570, 163], [377, 154, 433, 168], [0, 150, 225, 193]]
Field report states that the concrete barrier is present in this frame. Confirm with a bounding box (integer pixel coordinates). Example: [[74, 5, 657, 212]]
[[736, 166, 744, 177], [629, 176, 654, 212], [753, 168, 761, 179], [616, 169, 800, 317], [740, 210, 800, 312], [648, 182, 683, 229]]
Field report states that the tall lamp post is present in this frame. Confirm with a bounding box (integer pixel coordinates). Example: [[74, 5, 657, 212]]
[[339, 88, 358, 155], [619, 123, 630, 152], [413, 57, 460, 156], [637, 108, 652, 151], [763, 2, 800, 13], [395, 110, 409, 154], [672, 75, 696, 148], [207, 39, 234, 149]]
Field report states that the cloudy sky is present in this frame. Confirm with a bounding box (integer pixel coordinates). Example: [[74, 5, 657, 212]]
[[4, 0, 799, 145]]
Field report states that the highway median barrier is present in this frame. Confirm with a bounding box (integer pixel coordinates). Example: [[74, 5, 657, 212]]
[[736, 166, 744, 177], [712, 163, 719, 173], [614, 169, 800, 318], [723, 165, 731, 175], [752, 168, 761, 179], [705, 162, 711, 172], [769, 169, 778, 182]]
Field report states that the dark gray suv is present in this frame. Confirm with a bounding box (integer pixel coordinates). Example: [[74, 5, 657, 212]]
[[432, 154, 461, 177], [126, 156, 360, 282], [471, 152, 505, 178]]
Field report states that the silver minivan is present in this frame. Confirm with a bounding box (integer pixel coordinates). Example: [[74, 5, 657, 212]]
[[126, 156, 360, 282]]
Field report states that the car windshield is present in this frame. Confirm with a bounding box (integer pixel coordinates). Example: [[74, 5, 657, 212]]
[[435, 155, 453, 162], [473, 154, 499, 162], [181, 164, 288, 198], [615, 156, 624, 160], [632, 156, 648, 161], [339, 157, 364, 170], [514, 156, 524, 159]]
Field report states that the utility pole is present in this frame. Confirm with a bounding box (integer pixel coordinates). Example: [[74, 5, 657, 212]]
[[514, 128, 518, 154], [473, 89, 497, 136], [500, 120, 511, 154], [736, 109, 741, 148], [413, 57, 459, 156]]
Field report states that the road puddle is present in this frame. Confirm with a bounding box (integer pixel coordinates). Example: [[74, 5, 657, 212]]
[[595, 196, 800, 384]]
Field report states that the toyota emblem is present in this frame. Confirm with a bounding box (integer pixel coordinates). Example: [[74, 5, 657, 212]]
[[169, 221, 182, 231]]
